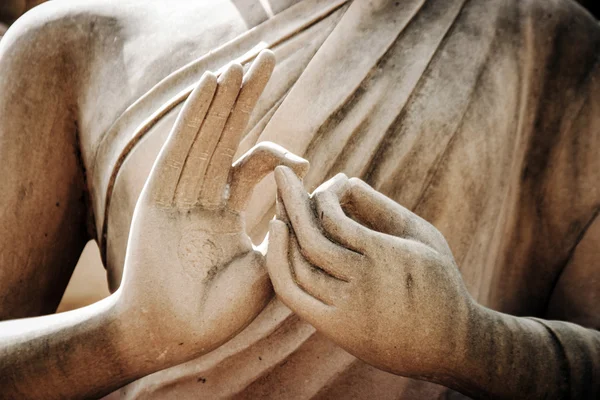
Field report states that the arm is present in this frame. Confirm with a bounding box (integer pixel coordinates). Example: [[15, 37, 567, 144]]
[[0, 7, 89, 319], [0, 295, 144, 399], [0, 12, 121, 397], [0, 52, 308, 398], [465, 305, 600, 399], [266, 168, 600, 399]]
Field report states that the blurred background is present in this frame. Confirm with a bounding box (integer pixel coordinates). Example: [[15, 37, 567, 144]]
[[0, 0, 597, 312], [1, 0, 45, 36]]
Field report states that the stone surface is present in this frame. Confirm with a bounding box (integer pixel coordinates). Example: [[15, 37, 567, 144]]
[[0, 0, 598, 399]]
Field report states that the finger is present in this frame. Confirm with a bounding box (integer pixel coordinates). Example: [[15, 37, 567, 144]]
[[228, 142, 309, 212], [200, 51, 276, 208], [338, 178, 439, 246], [312, 172, 350, 197], [173, 63, 243, 207], [289, 233, 349, 306], [145, 72, 217, 205], [274, 166, 362, 282], [339, 178, 410, 236], [313, 189, 378, 254], [276, 180, 291, 225], [266, 220, 332, 316]]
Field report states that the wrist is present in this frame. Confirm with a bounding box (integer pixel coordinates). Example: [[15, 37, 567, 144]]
[[439, 303, 567, 399], [110, 289, 186, 377], [112, 287, 212, 375], [415, 299, 492, 396], [0, 291, 172, 399], [445, 302, 504, 396]]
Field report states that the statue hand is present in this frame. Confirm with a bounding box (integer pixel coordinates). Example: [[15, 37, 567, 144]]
[[118, 51, 308, 362], [267, 167, 479, 379]]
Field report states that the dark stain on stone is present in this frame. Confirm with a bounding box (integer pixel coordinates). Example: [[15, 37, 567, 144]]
[[406, 273, 414, 290], [17, 186, 27, 201]]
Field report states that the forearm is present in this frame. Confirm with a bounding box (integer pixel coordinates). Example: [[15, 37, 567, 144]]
[[441, 305, 600, 399], [0, 293, 162, 399]]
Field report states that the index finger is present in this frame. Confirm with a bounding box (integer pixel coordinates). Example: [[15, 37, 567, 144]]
[[274, 166, 363, 281]]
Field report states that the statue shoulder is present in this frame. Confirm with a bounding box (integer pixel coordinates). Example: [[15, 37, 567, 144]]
[[0, 1, 139, 81], [0, 1, 131, 144], [3, 1, 116, 47]]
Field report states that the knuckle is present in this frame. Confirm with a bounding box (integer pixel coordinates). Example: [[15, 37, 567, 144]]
[[164, 159, 183, 170], [238, 105, 253, 115], [347, 178, 363, 198], [348, 177, 363, 187], [185, 116, 204, 126], [349, 177, 373, 195], [334, 172, 349, 181], [220, 148, 236, 157]]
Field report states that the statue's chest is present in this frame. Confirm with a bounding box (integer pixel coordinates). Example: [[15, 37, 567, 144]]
[[106, 1, 528, 396]]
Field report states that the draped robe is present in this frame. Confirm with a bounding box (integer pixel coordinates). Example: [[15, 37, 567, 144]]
[[89, 0, 600, 397]]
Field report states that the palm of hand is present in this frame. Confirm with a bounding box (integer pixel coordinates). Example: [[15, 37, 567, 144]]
[[119, 51, 308, 358], [144, 207, 249, 282], [129, 205, 263, 354]]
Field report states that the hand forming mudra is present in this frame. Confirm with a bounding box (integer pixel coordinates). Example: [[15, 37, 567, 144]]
[[267, 166, 481, 382], [118, 50, 308, 363]]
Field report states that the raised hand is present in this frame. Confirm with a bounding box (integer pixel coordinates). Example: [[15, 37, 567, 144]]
[[266, 167, 481, 381], [117, 51, 308, 364]]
